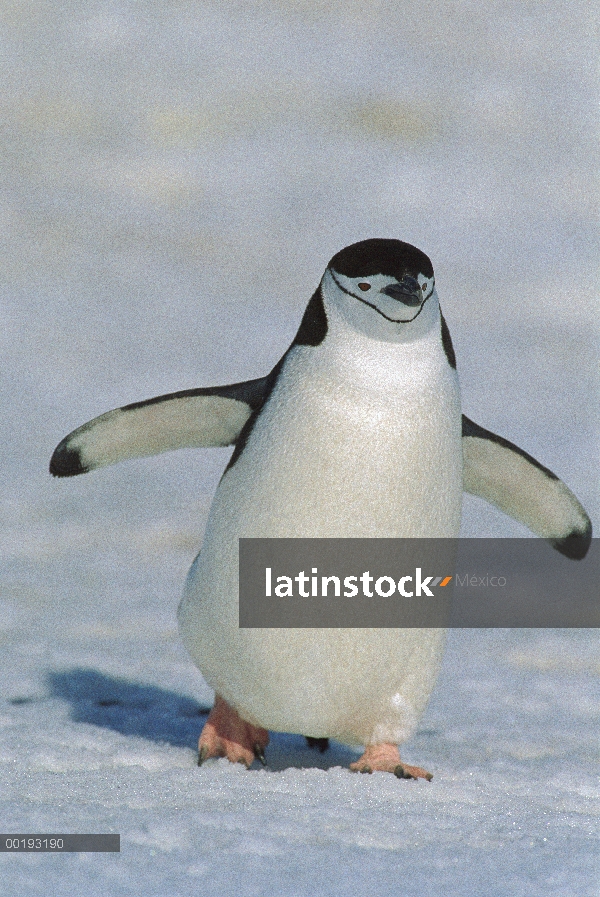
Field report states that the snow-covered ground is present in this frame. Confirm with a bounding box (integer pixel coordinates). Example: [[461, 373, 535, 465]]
[[1, 1, 598, 894]]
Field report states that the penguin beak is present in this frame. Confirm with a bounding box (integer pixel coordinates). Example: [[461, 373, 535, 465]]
[[380, 279, 423, 307]]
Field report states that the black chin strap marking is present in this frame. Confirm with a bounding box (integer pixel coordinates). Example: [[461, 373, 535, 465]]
[[329, 270, 433, 324]]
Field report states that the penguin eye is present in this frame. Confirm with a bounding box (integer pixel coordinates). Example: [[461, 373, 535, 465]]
[[421, 283, 427, 291], [358, 282, 371, 291]]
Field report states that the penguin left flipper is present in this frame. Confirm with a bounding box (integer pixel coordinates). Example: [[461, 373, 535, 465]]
[[49, 377, 270, 477], [462, 415, 592, 559]]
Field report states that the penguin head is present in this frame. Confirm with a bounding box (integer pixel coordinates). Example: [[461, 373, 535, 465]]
[[326, 238, 435, 325]]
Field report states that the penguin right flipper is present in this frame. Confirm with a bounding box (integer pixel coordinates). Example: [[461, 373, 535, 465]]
[[49, 377, 269, 477], [462, 415, 592, 559]]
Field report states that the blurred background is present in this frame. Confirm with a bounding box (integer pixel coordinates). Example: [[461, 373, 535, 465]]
[[1, 0, 597, 564]]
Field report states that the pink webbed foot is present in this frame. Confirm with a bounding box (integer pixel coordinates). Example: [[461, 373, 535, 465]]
[[349, 743, 433, 781], [198, 695, 269, 769]]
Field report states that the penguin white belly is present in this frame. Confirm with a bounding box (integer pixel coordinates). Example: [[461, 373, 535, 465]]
[[178, 342, 462, 745]]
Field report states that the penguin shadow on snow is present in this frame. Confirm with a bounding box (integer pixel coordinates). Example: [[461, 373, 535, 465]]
[[46, 669, 209, 750], [254, 733, 359, 772], [44, 668, 360, 770]]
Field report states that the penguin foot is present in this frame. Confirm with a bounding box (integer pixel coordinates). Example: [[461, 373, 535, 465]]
[[197, 695, 269, 769], [349, 744, 433, 781]]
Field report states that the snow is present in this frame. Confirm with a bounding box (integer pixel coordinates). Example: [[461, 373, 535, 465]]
[[1, 1, 598, 894]]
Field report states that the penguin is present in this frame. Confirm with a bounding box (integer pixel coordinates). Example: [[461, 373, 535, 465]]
[[50, 239, 592, 779]]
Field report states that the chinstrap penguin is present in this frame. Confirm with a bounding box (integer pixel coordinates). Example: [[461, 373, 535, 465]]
[[50, 239, 592, 779]]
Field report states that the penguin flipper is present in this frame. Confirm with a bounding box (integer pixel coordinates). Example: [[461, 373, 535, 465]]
[[462, 415, 592, 559], [49, 377, 269, 477]]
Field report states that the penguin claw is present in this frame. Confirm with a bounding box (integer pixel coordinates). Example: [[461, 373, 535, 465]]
[[394, 763, 433, 782], [197, 746, 209, 767], [253, 743, 267, 766]]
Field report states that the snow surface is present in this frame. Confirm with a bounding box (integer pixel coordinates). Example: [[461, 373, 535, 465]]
[[1, 1, 598, 894]]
